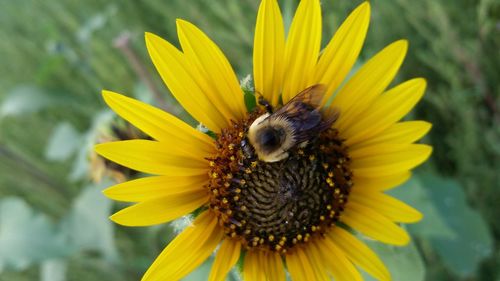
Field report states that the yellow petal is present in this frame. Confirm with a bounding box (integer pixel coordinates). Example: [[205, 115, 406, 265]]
[[101, 91, 215, 157], [354, 172, 411, 191], [333, 40, 408, 132], [95, 140, 208, 176], [316, 2, 371, 103], [315, 236, 363, 281], [350, 190, 423, 223], [103, 175, 208, 202], [264, 252, 285, 281], [244, 250, 266, 281], [208, 239, 241, 281], [282, 0, 321, 103], [343, 78, 427, 146], [329, 227, 390, 281], [176, 20, 246, 121], [351, 121, 432, 150], [302, 240, 330, 281], [350, 144, 432, 178], [110, 190, 208, 226], [350, 143, 419, 159], [342, 202, 410, 245], [253, 0, 285, 106], [286, 247, 325, 281], [142, 211, 223, 281], [145, 32, 227, 132]]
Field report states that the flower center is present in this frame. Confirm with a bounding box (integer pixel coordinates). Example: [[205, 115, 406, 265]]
[[207, 110, 352, 253]]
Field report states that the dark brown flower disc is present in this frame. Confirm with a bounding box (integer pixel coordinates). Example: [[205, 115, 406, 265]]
[[207, 111, 352, 253]]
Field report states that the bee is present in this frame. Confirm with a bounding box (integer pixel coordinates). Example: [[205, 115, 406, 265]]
[[245, 84, 339, 162]]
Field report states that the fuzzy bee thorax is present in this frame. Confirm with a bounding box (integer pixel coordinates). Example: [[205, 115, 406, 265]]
[[247, 113, 295, 162]]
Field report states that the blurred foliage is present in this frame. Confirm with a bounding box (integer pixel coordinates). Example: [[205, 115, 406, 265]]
[[0, 0, 499, 280]]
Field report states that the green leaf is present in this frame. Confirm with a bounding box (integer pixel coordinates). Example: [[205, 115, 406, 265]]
[[362, 239, 425, 281], [0, 198, 68, 272], [61, 182, 119, 262], [45, 122, 82, 161], [243, 89, 256, 113], [389, 177, 455, 239], [69, 110, 114, 181], [240, 74, 256, 112], [40, 259, 67, 281], [69, 144, 91, 181], [0, 85, 54, 118], [418, 174, 494, 278]]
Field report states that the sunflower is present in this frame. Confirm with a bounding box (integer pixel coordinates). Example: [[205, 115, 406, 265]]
[[95, 0, 432, 280]]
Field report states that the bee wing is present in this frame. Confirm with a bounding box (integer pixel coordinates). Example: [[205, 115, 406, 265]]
[[273, 84, 339, 143], [321, 106, 340, 126], [275, 84, 326, 117]]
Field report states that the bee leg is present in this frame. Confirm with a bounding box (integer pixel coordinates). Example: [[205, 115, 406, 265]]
[[241, 137, 256, 160], [257, 94, 274, 114], [275, 151, 289, 162]]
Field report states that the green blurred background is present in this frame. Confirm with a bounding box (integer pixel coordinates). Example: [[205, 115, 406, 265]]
[[0, 0, 499, 280]]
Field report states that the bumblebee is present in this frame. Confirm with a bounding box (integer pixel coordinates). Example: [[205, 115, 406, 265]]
[[246, 84, 339, 162]]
